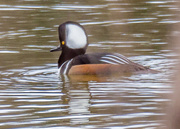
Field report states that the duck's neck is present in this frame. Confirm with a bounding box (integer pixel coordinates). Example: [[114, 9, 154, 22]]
[[58, 49, 85, 68]]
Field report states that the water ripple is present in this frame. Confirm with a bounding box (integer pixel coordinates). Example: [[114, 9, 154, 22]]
[[0, 0, 176, 128]]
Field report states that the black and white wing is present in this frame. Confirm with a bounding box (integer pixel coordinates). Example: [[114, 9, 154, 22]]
[[58, 52, 149, 74], [99, 53, 132, 65], [70, 52, 136, 65]]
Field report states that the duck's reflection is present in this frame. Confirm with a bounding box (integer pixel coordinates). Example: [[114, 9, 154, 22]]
[[59, 75, 92, 125], [58, 73, 132, 125], [62, 73, 129, 82]]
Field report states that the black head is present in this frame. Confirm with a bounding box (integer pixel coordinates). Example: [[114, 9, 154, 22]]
[[50, 21, 88, 52], [50, 21, 88, 67]]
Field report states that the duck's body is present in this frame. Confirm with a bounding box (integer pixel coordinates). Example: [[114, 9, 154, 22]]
[[51, 21, 155, 75]]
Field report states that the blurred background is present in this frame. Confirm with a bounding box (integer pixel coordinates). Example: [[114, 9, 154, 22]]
[[0, 0, 179, 128]]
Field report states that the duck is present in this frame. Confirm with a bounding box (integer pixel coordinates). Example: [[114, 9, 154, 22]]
[[50, 21, 155, 75]]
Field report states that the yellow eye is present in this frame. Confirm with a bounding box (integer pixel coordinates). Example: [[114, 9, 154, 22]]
[[62, 41, 65, 45]]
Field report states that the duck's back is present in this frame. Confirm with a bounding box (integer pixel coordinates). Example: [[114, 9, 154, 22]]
[[59, 53, 153, 75]]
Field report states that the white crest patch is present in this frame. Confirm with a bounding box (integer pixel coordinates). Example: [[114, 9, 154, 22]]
[[65, 24, 87, 49]]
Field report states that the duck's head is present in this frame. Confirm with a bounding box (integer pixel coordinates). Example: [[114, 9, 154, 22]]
[[50, 21, 88, 54]]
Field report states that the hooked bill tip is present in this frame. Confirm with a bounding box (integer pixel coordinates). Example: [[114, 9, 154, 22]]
[[50, 46, 62, 52]]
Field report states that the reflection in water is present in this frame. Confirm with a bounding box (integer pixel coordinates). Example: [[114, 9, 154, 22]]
[[0, 0, 178, 128], [61, 79, 91, 125], [58, 73, 170, 128]]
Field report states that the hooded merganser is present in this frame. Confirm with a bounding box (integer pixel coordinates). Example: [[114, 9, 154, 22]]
[[50, 21, 155, 75]]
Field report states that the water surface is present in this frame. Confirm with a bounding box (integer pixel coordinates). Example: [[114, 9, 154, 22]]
[[0, 0, 178, 128]]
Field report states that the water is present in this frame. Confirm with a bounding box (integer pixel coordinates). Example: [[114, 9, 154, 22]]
[[0, 0, 178, 128]]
